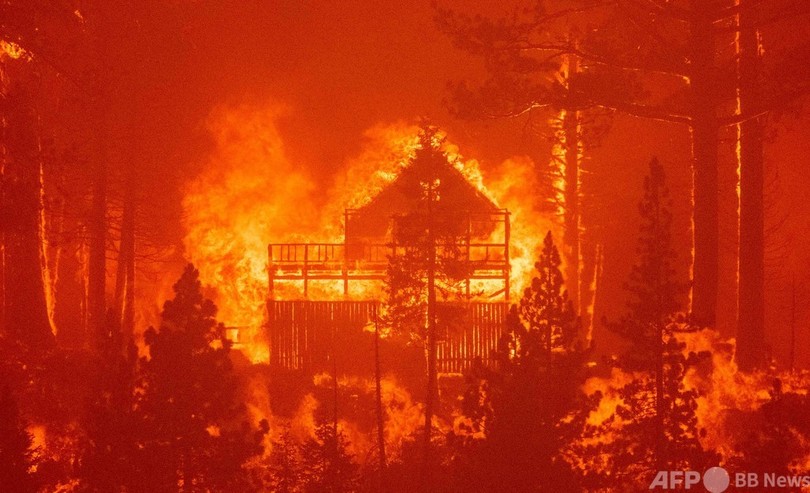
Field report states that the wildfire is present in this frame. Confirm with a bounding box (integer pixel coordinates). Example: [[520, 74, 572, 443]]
[[183, 104, 558, 363], [183, 104, 317, 363]]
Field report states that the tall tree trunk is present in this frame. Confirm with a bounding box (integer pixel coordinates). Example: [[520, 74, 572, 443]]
[[562, 51, 583, 326], [88, 154, 107, 348], [736, 2, 766, 371], [422, 181, 437, 492], [563, 105, 580, 315], [88, 101, 108, 350], [374, 309, 387, 489], [688, 3, 720, 327], [1, 61, 53, 347], [112, 168, 136, 345]]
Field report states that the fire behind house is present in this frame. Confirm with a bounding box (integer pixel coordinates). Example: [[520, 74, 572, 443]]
[[265, 128, 512, 375]]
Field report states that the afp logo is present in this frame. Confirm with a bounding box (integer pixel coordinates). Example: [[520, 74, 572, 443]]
[[649, 467, 730, 492]]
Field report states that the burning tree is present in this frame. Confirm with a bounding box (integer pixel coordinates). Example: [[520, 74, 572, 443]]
[[455, 232, 591, 492], [436, 2, 618, 338], [435, 0, 810, 351]]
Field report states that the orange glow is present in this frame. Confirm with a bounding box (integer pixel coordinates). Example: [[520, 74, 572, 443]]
[[183, 108, 557, 363], [183, 104, 317, 363], [0, 40, 27, 60]]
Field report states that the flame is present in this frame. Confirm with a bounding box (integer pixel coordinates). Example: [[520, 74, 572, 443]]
[[485, 156, 556, 296], [325, 122, 420, 218], [582, 368, 635, 427], [0, 40, 27, 60], [301, 372, 426, 461], [183, 106, 558, 361], [183, 104, 317, 363]]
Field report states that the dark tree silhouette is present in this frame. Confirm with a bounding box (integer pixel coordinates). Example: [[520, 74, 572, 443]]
[[519, 232, 579, 356], [382, 125, 471, 483], [436, 0, 810, 331], [76, 343, 139, 492], [589, 159, 715, 489], [456, 232, 591, 492], [300, 423, 359, 493], [0, 387, 39, 493], [0, 46, 54, 348], [267, 425, 302, 493], [133, 264, 266, 492]]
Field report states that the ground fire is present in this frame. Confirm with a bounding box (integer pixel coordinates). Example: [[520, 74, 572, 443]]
[[2, 2, 810, 493]]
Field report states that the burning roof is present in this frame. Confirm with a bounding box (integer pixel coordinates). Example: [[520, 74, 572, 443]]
[[347, 132, 501, 240]]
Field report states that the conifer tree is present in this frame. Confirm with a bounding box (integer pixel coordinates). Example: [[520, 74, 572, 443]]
[[133, 264, 266, 492], [382, 125, 471, 483], [519, 232, 579, 357], [300, 423, 359, 493], [727, 381, 810, 478], [458, 232, 590, 492], [591, 159, 715, 489], [268, 426, 302, 493]]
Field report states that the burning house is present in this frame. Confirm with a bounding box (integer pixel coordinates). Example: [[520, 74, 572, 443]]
[[267, 129, 512, 374]]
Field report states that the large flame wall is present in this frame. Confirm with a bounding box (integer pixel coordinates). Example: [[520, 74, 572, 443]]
[[183, 104, 559, 363]]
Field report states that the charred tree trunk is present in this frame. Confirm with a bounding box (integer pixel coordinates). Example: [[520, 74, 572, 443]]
[[736, 3, 766, 371], [688, 4, 720, 327], [1, 62, 53, 347]]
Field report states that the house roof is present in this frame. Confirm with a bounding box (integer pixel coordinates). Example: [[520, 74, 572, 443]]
[[347, 155, 500, 239]]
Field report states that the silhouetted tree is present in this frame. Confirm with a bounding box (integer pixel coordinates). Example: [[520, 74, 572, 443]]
[[0, 43, 54, 348], [300, 423, 359, 493], [436, 4, 617, 334], [76, 343, 139, 492], [0, 387, 39, 493], [588, 160, 715, 490], [267, 426, 302, 493], [436, 0, 810, 330], [133, 264, 266, 492], [382, 125, 471, 483], [456, 232, 590, 492], [519, 232, 579, 356]]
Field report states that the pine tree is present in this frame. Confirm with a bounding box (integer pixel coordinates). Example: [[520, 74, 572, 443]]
[[610, 158, 682, 371], [457, 233, 590, 492], [300, 423, 359, 493], [0, 387, 39, 493], [519, 232, 579, 358], [133, 264, 266, 492], [382, 125, 471, 484], [591, 159, 715, 490], [267, 426, 302, 493]]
